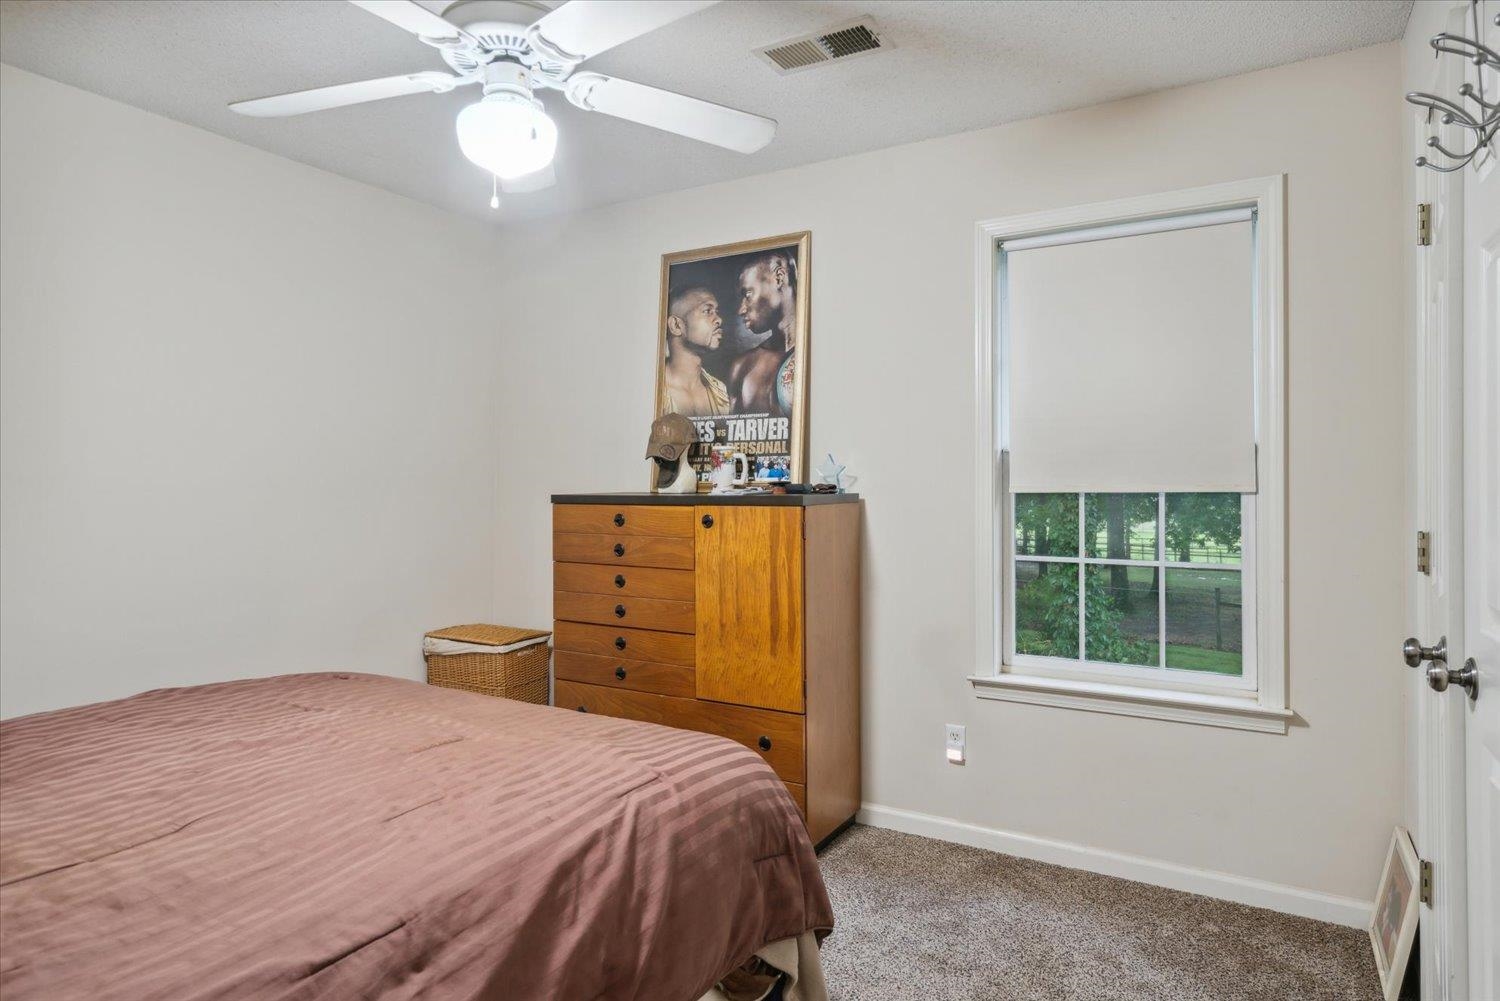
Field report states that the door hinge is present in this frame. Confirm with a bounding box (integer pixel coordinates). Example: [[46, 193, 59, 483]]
[[1419, 858, 1433, 905], [1417, 530, 1432, 575], [1418, 203, 1432, 246]]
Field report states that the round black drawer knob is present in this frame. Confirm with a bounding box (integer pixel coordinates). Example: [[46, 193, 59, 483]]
[[576, 706, 587, 713], [701, 514, 714, 528], [613, 513, 625, 527], [614, 604, 626, 618], [613, 543, 625, 557], [757, 736, 772, 752], [614, 666, 627, 681], [614, 636, 627, 651], [614, 574, 626, 588]]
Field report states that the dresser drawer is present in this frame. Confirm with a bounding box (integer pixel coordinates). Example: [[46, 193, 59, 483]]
[[553, 621, 695, 668], [554, 504, 695, 538], [554, 562, 696, 602], [553, 533, 694, 570], [554, 591, 694, 633], [556, 681, 805, 785], [553, 651, 695, 699], [782, 781, 807, 818]]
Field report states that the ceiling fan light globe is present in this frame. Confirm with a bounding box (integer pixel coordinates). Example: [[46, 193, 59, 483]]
[[455, 93, 557, 180]]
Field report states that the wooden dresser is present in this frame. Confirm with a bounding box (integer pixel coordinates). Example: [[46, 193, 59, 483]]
[[551, 492, 861, 846]]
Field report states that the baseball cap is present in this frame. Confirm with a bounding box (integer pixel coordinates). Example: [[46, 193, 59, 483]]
[[646, 413, 696, 462]]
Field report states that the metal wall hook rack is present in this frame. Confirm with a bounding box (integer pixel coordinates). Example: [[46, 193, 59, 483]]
[[1406, 0, 1499, 172]]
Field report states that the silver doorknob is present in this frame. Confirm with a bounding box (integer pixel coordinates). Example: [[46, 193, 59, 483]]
[[1403, 635, 1447, 667], [1427, 658, 1479, 700]]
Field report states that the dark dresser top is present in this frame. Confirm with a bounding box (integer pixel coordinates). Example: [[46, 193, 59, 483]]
[[551, 491, 860, 507]]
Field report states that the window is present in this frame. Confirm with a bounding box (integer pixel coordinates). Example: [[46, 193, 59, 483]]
[[971, 178, 1288, 733], [1010, 491, 1254, 692]]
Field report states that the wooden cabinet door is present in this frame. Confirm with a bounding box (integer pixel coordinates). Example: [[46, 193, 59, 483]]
[[694, 506, 804, 712]]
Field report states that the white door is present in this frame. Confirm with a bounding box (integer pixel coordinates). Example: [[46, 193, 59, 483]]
[[1460, 28, 1499, 992], [1412, 100, 1469, 999], [1410, 6, 1499, 996]]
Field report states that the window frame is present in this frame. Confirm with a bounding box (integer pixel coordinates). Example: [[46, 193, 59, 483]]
[[970, 177, 1289, 734]]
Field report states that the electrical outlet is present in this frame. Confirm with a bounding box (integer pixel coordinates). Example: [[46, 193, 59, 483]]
[[945, 723, 966, 764]]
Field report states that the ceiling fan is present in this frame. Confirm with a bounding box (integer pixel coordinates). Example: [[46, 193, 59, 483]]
[[229, 0, 775, 201]]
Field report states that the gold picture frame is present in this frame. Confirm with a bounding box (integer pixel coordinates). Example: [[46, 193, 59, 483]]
[[1369, 826, 1420, 1001], [653, 231, 811, 490]]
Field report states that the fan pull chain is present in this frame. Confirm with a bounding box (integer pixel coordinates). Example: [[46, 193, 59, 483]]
[[490, 174, 500, 211]]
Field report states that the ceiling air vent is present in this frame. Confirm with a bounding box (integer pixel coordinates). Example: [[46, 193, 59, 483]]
[[755, 17, 890, 76]]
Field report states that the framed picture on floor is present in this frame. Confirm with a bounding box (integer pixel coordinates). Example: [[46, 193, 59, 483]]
[[654, 231, 811, 488], [1369, 826, 1420, 1001]]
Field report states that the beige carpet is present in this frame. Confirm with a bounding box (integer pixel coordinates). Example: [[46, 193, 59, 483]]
[[816, 825, 1382, 1001]]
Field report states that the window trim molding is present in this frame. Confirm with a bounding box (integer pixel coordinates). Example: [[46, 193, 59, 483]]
[[967, 672, 1294, 734], [971, 176, 1287, 733]]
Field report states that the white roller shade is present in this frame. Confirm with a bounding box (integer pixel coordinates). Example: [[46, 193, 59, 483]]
[[1004, 216, 1256, 494]]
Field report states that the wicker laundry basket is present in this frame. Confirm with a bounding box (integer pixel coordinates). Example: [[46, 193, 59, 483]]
[[423, 624, 552, 705]]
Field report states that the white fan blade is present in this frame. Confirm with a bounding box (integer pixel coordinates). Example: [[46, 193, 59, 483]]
[[501, 163, 556, 194], [230, 71, 462, 117], [530, 0, 718, 61], [347, 0, 472, 44], [565, 73, 774, 154]]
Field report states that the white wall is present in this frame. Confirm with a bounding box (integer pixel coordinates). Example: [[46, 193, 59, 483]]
[[0, 65, 503, 718], [489, 43, 1405, 909]]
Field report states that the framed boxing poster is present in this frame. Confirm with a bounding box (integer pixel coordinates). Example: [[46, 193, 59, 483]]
[[654, 231, 810, 488]]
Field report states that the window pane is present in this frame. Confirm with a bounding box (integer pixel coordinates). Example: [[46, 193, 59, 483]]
[[1164, 493, 1242, 564], [1165, 569, 1242, 675], [1014, 493, 1078, 557], [1014, 560, 1079, 658], [1084, 564, 1159, 666], [1085, 493, 1158, 560]]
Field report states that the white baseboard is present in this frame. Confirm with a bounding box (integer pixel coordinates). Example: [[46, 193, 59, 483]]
[[856, 803, 1372, 929]]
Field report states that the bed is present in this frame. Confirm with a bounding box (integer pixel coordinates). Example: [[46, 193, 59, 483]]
[[0, 672, 834, 1000]]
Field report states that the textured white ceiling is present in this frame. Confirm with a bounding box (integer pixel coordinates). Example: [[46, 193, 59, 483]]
[[0, 0, 1411, 223]]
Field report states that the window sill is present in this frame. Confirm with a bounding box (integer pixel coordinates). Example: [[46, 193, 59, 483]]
[[968, 672, 1291, 733]]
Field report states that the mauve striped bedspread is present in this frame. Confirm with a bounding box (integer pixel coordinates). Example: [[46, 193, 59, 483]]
[[0, 672, 833, 1000]]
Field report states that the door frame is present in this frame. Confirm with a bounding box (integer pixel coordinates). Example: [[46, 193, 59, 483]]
[[1409, 16, 1471, 996]]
